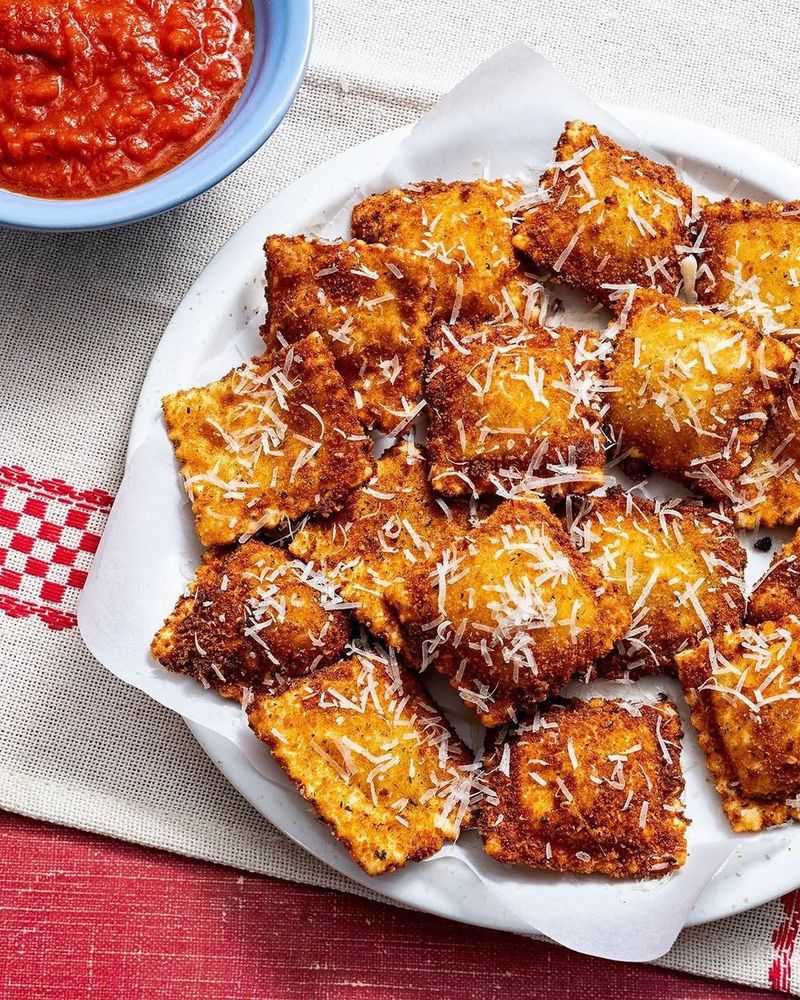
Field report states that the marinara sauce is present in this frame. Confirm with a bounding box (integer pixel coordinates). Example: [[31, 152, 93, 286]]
[[0, 0, 254, 198]]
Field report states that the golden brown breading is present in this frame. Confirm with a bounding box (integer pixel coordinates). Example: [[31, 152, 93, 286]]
[[734, 344, 800, 528], [605, 288, 793, 504], [351, 179, 533, 323], [385, 496, 631, 727], [749, 531, 800, 623], [676, 617, 800, 832], [289, 439, 479, 661], [162, 333, 373, 546], [568, 489, 746, 677], [512, 121, 692, 304], [424, 319, 607, 500], [479, 698, 687, 878], [263, 236, 441, 433], [150, 541, 351, 700], [248, 652, 474, 875], [692, 200, 800, 526], [695, 199, 800, 337]]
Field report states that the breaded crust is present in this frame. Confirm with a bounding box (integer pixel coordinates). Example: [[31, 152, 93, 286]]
[[568, 489, 746, 677], [162, 333, 373, 546], [694, 200, 800, 527], [424, 319, 607, 500], [479, 698, 688, 878], [695, 199, 800, 336], [263, 236, 440, 433], [605, 288, 793, 504], [512, 120, 692, 304], [247, 652, 474, 875], [352, 179, 532, 323], [749, 531, 800, 623], [289, 439, 479, 662], [735, 343, 800, 528], [386, 495, 631, 727], [150, 541, 351, 700], [676, 618, 800, 831]]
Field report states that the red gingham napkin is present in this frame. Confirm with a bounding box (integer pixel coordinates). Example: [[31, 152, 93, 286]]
[[0, 466, 111, 632]]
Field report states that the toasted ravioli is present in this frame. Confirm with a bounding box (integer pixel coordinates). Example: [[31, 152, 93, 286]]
[[512, 121, 691, 303], [263, 236, 440, 433], [693, 200, 800, 527], [605, 288, 793, 503], [386, 496, 631, 727], [425, 319, 607, 500], [749, 531, 800, 623], [568, 490, 746, 677], [351, 179, 533, 323], [479, 698, 687, 878], [162, 333, 373, 546], [151, 541, 351, 699], [695, 199, 800, 337], [734, 345, 800, 528], [290, 440, 478, 661], [676, 618, 800, 831], [248, 652, 474, 875]]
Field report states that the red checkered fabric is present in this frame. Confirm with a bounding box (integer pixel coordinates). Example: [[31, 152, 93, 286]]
[[0, 465, 113, 631], [772, 895, 800, 993]]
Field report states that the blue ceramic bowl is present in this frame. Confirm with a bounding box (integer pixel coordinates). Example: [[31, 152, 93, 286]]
[[0, 0, 313, 231]]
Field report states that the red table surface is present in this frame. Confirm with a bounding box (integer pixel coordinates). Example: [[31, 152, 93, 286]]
[[0, 811, 777, 1000]]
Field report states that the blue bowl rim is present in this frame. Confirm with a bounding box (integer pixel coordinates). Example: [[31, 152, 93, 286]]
[[0, 0, 313, 232]]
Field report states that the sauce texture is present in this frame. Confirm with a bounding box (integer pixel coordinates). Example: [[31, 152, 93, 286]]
[[0, 0, 254, 198]]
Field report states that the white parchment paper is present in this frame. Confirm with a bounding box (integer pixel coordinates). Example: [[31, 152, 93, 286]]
[[80, 45, 781, 961]]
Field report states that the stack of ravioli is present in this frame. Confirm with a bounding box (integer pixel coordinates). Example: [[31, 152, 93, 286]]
[[152, 121, 800, 878]]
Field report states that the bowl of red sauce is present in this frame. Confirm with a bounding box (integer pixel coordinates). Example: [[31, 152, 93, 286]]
[[0, 0, 312, 230]]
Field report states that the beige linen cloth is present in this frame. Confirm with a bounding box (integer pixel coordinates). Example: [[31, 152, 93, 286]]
[[3, 1, 800, 991]]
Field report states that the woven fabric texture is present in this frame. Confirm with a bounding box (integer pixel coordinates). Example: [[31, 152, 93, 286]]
[[3, 1, 800, 991], [0, 811, 781, 1000]]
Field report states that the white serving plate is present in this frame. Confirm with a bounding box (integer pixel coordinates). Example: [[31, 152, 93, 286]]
[[124, 107, 800, 939]]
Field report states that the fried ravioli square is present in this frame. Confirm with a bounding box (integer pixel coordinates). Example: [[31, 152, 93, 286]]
[[162, 333, 373, 546], [676, 618, 800, 831], [693, 201, 800, 526], [479, 698, 687, 878], [512, 121, 692, 304], [386, 496, 631, 727], [351, 179, 533, 323], [425, 319, 607, 500], [734, 345, 800, 528], [290, 439, 478, 661], [151, 541, 351, 699], [263, 236, 441, 433], [248, 652, 474, 875], [605, 288, 793, 503], [568, 489, 746, 677], [749, 531, 800, 624], [695, 199, 800, 337]]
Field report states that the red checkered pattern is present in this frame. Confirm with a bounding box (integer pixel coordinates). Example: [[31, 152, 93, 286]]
[[772, 894, 800, 992], [0, 465, 113, 631]]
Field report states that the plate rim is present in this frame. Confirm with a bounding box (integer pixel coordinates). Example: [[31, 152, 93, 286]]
[[125, 105, 800, 932]]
